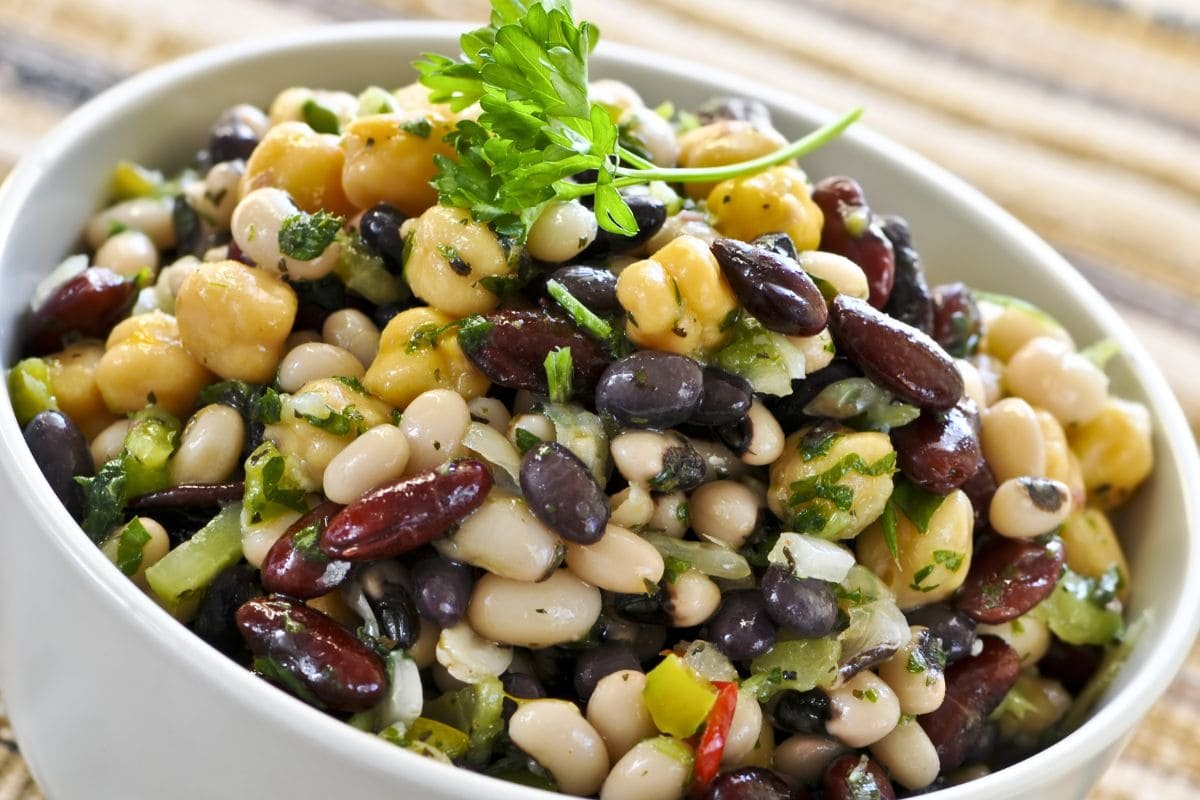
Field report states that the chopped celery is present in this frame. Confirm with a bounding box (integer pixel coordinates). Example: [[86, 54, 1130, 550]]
[[973, 290, 1065, 332], [713, 315, 805, 397], [748, 638, 841, 696], [1032, 569, 1124, 646], [642, 532, 752, 580], [423, 676, 505, 766], [334, 232, 408, 306], [110, 160, 164, 201], [121, 406, 180, 498], [643, 653, 717, 737], [381, 717, 470, 761], [145, 505, 243, 613], [242, 441, 308, 525], [542, 402, 609, 488], [803, 377, 891, 420], [357, 86, 398, 116], [8, 357, 57, 425]]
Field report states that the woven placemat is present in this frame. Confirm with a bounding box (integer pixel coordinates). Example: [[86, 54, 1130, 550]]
[[0, 0, 1198, 797]]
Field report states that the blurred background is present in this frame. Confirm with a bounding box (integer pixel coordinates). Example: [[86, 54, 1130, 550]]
[[0, 0, 1198, 797]]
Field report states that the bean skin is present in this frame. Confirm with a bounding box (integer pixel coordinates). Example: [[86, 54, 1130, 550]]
[[358, 202, 407, 271], [880, 215, 934, 335], [772, 689, 832, 735], [705, 767, 805, 800], [574, 642, 640, 701], [761, 564, 838, 639], [955, 536, 1065, 624], [23, 410, 92, 520], [596, 350, 704, 429], [822, 754, 895, 800], [580, 193, 667, 258], [127, 482, 246, 511], [543, 264, 621, 315], [320, 459, 493, 561], [931, 283, 982, 358], [827, 294, 964, 410], [917, 635, 1020, 771], [193, 563, 260, 656], [904, 604, 977, 664], [891, 406, 983, 494], [458, 310, 611, 396], [812, 177, 895, 309], [411, 556, 474, 629], [261, 501, 349, 599], [692, 367, 754, 427], [209, 109, 260, 163], [708, 589, 777, 661], [25, 267, 135, 355], [711, 237, 828, 336], [236, 597, 388, 712], [521, 441, 610, 544]]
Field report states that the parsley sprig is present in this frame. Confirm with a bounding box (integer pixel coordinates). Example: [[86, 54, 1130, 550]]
[[415, 0, 861, 239]]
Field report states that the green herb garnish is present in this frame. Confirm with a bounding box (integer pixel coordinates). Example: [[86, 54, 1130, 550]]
[[543, 346, 573, 403], [301, 99, 341, 134], [279, 210, 345, 261], [115, 518, 153, 576]]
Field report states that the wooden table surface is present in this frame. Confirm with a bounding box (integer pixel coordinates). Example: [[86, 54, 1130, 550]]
[[1, 0, 1198, 797]]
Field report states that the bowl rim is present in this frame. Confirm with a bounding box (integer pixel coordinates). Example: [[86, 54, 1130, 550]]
[[1, 19, 1198, 799]]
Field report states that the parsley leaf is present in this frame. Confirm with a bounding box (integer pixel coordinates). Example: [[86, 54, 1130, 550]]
[[301, 99, 341, 134], [888, 477, 948, 534], [513, 427, 543, 454], [279, 210, 345, 261], [544, 346, 573, 403], [401, 117, 433, 138], [115, 518, 152, 576], [243, 441, 309, 524], [77, 460, 128, 543], [545, 278, 612, 341]]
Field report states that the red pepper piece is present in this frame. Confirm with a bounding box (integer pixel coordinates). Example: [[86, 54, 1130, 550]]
[[691, 680, 740, 797]]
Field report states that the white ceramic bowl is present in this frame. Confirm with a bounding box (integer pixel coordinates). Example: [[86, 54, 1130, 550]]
[[0, 22, 1197, 800]]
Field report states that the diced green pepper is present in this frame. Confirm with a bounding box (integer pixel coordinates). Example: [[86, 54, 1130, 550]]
[[1032, 569, 1124, 646], [643, 653, 717, 737], [381, 717, 470, 761], [423, 677, 505, 766], [121, 406, 181, 498], [8, 358, 57, 425], [242, 440, 308, 524], [334, 232, 408, 306], [145, 505, 243, 614], [110, 160, 164, 201], [713, 315, 805, 397], [748, 637, 841, 697]]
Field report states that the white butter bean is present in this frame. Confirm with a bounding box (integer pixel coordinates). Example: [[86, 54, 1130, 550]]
[[600, 737, 691, 800], [435, 491, 564, 582], [690, 479, 759, 548], [400, 388, 470, 473], [322, 308, 380, 368], [869, 717, 940, 790], [322, 424, 410, 505], [587, 670, 658, 763], [94, 230, 159, 279], [980, 397, 1046, 483], [509, 700, 610, 796], [468, 570, 601, 649], [170, 404, 245, 486], [565, 524, 664, 594], [277, 343, 364, 393]]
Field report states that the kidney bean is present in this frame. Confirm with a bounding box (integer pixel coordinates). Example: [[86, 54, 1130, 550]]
[[320, 459, 493, 561], [955, 536, 1064, 624], [960, 459, 997, 531], [706, 766, 805, 800], [772, 688, 832, 735], [931, 283, 982, 358], [764, 360, 862, 431], [890, 406, 982, 494], [520, 441, 609, 544], [364, 574, 421, 651], [1038, 639, 1104, 693], [358, 202, 407, 272], [904, 604, 977, 664], [761, 564, 838, 639], [542, 264, 621, 315], [812, 177, 895, 309], [596, 350, 704, 429], [25, 267, 136, 355], [696, 96, 773, 128], [692, 367, 754, 427], [210, 109, 260, 163], [917, 635, 1020, 771], [822, 754, 896, 800], [711, 238, 828, 336], [260, 501, 348, 599], [193, 563, 261, 656], [827, 295, 964, 410], [237, 597, 388, 712], [411, 556, 474, 628], [574, 641, 640, 701], [880, 215, 933, 335], [708, 589, 777, 661], [23, 410, 92, 520], [458, 310, 611, 396], [579, 193, 667, 258], [127, 482, 246, 511]]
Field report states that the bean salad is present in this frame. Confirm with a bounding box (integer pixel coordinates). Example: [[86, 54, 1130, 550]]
[[8, 2, 1155, 798]]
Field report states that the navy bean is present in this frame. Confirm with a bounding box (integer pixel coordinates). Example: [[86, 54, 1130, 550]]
[[23, 410, 91, 520], [904, 604, 977, 664], [411, 556, 474, 629], [708, 589, 777, 661], [596, 350, 704, 429], [692, 367, 754, 427], [761, 564, 838, 639], [880, 215, 934, 335], [358, 202, 407, 272], [574, 642, 640, 701], [520, 441, 609, 544], [711, 238, 828, 336]]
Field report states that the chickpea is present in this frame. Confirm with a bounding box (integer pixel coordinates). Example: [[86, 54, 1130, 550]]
[[47, 340, 118, 439], [1059, 508, 1130, 601], [677, 120, 787, 199], [768, 426, 895, 540], [1005, 337, 1108, 425], [340, 111, 458, 216], [708, 166, 824, 251], [404, 206, 512, 317], [364, 307, 489, 410], [589, 79, 645, 120], [1068, 397, 1153, 510], [980, 302, 1073, 362], [616, 235, 738, 357], [1035, 409, 1082, 505], [96, 311, 214, 419], [93, 230, 159, 279], [231, 188, 342, 280], [175, 260, 298, 384], [239, 121, 354, 217]]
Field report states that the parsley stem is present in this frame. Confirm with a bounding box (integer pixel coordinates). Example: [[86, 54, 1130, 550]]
[[546, 279, 613, 340], [617, 145, 657, 171]]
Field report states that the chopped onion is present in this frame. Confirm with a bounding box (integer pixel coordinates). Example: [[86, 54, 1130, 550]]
[[642, 532, 751, 580], [462, 421, 522, 493], [836, 565, 909, 682], [377, 652, 423, 729], [768, 532, 856, 583]]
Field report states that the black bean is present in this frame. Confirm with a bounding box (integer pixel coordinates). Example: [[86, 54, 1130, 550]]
[[599, 613, 668, 662], [520, 441, 609, 544], [711, 238, 828, 336], [695, 97, 773, 128], [649, 440, 707, 493], [764, 361, 862, 432], [209, 108, 260, 163], [358, 202, 407, 272], [771, 688, 831, 735], [705, 766, 802, 800], [501, 670, 547, 719], [880, 215, 934, 335], [692, 367, 754, 427], [596, 350, 704, 429], [192, 563, 261, 656], [708, 589, 777, 661], [574, 642, 640, 701], [890, 406, 982, 494], [904, 604, 977, 664], [761, 565, 838, 639], [22, 410, 92, 520], [543, 264, 620, 315], [373, 301, 410, 330], [579, 193, 667, 258], [410, 556, 474, 629], [931, 283, 982, 358], [611, 589, 673, 627], [1038, 639, 1104, 693], [715, 415, 752, 456]]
